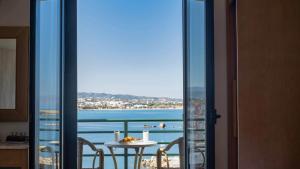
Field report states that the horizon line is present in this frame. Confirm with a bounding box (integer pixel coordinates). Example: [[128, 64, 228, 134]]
[[78, 91, 183, 99]]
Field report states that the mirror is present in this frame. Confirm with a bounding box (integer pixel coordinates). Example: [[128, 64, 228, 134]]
[[0, 39, 16, 109], [0, 27, 28, 122]]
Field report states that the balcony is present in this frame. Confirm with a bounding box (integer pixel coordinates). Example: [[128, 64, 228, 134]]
[[39, 117, 206, 169]]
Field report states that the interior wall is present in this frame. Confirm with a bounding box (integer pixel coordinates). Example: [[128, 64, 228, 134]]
[[214, 0, 228, 169], [237, 0, 300, 168], [0, 0, 30, 26], [0, 0, 30, 141]]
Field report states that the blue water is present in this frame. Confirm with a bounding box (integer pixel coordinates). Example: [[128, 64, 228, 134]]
[[40, 109, 183, 169], [78, 109, 182, 120]]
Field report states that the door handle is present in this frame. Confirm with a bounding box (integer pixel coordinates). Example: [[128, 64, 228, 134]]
[[213, 109, 221, 124]]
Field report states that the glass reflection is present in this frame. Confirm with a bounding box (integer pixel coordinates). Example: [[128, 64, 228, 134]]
[[186, 0, 206, 168], [36, 0, 62, 168]]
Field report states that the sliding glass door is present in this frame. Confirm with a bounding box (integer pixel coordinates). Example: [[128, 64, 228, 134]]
[[31, 0, 77, 169], [184, 0, 216, 169], [31, 0, 215, 168], [34, 0, 62, 168]]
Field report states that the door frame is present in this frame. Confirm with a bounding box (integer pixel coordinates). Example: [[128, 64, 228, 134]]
[[30, 0, 216, 168], [63, 0, 78, 168], [29, 0, 36, 168], [205, 0, 216, 169], [226, 0, 238, 169]]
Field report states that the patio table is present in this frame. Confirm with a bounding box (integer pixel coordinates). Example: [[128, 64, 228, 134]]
[[105, 140, 157, 169]]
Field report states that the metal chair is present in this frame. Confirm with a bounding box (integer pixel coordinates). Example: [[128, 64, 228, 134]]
[[77, 137, 104, 169], [39, 145, 56, 169], [156, 137, 184, 169]]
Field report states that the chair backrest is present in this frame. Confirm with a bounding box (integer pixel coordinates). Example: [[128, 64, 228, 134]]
[[77, 137, 104, 169], [160, 137, 185, 169], [177, 137, 185, 169]]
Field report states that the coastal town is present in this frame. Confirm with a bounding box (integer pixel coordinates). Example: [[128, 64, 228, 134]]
[[77, 92, 183, 110]]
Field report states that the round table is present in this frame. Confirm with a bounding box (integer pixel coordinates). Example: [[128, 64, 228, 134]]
[[104, 140, 157, 169]]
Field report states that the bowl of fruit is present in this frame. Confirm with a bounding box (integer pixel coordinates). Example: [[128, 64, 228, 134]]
[[119, 136, 141, 144]]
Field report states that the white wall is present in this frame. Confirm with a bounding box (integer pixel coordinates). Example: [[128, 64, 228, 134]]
[[0, 0, 30, 142], [214, 0, 228, 169]]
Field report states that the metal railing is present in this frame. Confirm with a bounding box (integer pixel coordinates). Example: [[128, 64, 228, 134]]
[[80, 119, 184, 169], [40, 118, 206, 169]]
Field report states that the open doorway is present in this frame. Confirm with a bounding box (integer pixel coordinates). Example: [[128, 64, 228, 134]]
[[33, 0, 212, 169], [77, 1, 185, 169]]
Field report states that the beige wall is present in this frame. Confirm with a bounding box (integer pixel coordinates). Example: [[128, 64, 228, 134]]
[[0, 0, 30, 26], [214, 0, 229, 169], [237, 0, 300, 168], [0, 0, 30, 141]]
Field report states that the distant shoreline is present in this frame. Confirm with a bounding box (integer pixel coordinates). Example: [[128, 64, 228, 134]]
[[41, 108, 183, 115], [78, 107, 183, 111]]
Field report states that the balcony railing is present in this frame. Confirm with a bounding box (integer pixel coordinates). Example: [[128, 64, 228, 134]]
[[40, 118, 206, 169]]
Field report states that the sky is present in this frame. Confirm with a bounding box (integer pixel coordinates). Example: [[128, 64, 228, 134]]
[[77, 0, 183, 98]]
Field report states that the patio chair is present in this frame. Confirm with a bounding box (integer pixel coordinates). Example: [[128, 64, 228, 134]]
[[156, 137, 184, 169], [39, 145, 56, 169], [77, 137, 104, 169]]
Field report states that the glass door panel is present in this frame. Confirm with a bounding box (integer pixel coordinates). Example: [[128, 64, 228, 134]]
[[35, 0, 62, 168], [185, 0, 215, 169]]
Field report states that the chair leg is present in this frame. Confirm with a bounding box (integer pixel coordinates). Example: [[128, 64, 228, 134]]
[[98, 152, 101, 169], [92, 153, 97, 169], [157, 150, 162, 169], [100, 150, 104, 169]]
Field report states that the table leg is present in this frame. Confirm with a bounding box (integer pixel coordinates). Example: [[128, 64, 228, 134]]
[[108, 147, 118, 169], [138, 147, 145, 169], [134, 148, 139, 169]]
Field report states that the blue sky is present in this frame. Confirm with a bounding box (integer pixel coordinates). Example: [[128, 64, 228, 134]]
[[77, 0, 183, 98]]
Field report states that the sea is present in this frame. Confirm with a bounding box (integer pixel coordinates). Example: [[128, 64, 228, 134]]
[[41, 109, 183, 169]]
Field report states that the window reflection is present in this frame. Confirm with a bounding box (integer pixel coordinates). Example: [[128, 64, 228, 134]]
[[186, 0, 206, 168], [36, 0, 62, 168]]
